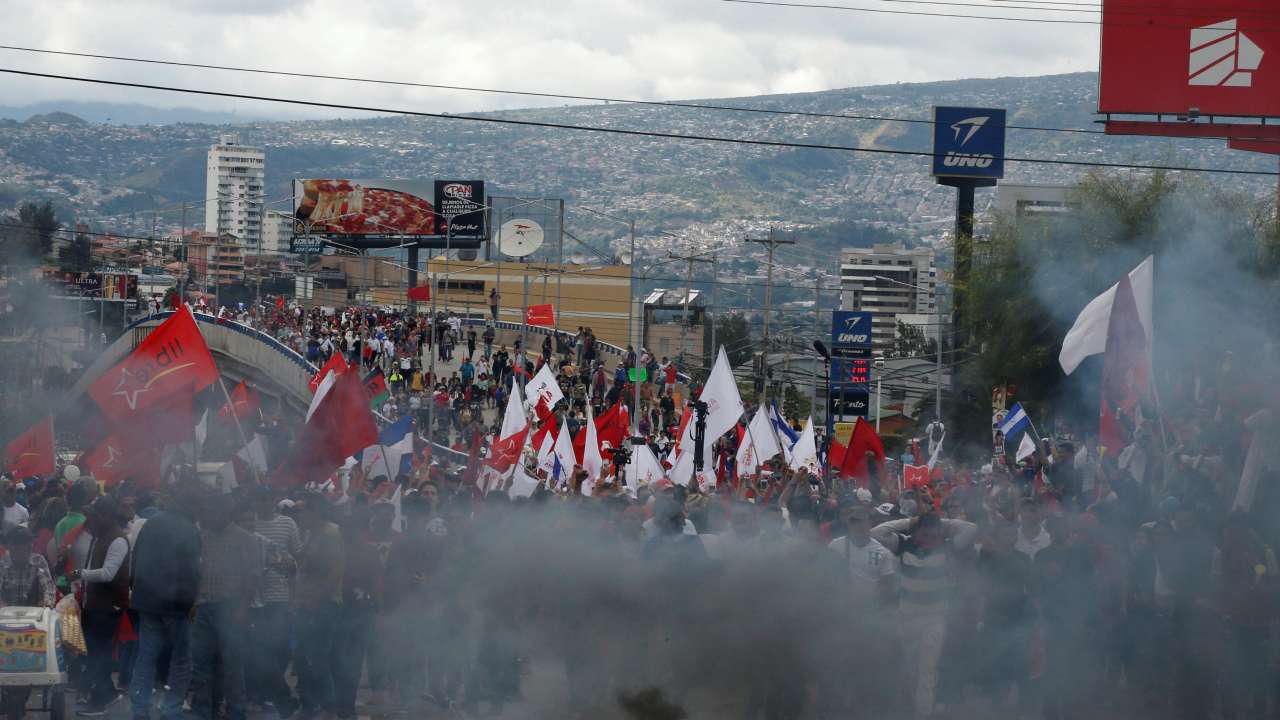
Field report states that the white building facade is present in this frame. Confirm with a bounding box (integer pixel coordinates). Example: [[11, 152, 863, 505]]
[[204, 134, 266, 252], [839, 244, 938, 351], [261, 210, 294, 255]]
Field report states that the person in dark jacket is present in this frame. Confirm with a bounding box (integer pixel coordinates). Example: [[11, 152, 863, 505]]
[[74, 496, 130, 716], [128, 488, 203, 720]]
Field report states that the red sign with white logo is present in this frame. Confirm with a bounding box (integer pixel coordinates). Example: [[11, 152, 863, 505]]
[[1099, 0, 1280, 117]]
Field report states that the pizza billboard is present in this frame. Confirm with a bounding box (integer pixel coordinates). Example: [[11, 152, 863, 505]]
[[292, 179, 487, 241], [1099, 0, 1280, 117]]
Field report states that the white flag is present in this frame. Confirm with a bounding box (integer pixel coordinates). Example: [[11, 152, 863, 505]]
[[581, 404, 604, 491], [194, 410, 209, 448], [788, 417, 820, 475], [1059, 255, 1154, 375], [499, 378, 528, 439], [700, 347, 746, 443], [927, 431, 945, 472], [525, 363, 564, 413], [552, 417, 577, 486], [536, 429, 556, 476], [236, 434, 269, 475], [737, 405, 781, 476], [625, 443, 665, 496], [1016, 432, 1038, 462]]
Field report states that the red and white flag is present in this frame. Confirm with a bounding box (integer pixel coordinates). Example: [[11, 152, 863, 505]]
[[525, 304, 555, 327], [89, 306, 219, 422], [1059, 256, 1153, 375], [525, 363, 564, 418], [276, 368, 378, 487], [219, 380, 260, 423], [4, 417, 54, 479], [309, 353, 348, 395]]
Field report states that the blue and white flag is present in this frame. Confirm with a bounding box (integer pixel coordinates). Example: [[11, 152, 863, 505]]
[[360, 416, 415, 478], [770, 402, 799, 445], [998, 402, 1030, 439]]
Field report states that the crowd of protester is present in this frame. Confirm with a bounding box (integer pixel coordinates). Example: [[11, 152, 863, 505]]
[[2, 301, 1273, 719]]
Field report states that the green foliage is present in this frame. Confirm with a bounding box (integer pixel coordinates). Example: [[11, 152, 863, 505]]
[[713, 313, 753, 368], [782, 382, 812, 421], [0, 201, 61, 269], [57, 228, 93, 272], [956, 171, 1280, 450], [892, 319, 937, 360]]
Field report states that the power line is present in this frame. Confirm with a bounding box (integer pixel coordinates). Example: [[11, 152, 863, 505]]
[[0, 44, 1108, 135], [723, 0, 1280, 30], [1, 68, 1274, 177]]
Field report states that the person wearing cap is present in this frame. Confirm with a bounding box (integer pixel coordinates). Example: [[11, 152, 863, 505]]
[[829, 500, 896, 607]]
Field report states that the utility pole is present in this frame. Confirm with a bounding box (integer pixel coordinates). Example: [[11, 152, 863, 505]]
[[746, 229, 796, 407], [667, 251, 713, 370], [811, 275, 822, 427]]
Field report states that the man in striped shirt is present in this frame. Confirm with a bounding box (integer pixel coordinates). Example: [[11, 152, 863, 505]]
[[249, 488, 301, 717], [872, 512, 977, 719]]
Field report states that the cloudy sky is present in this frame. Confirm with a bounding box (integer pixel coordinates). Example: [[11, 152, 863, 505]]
[[0, 0, 1099, 117]]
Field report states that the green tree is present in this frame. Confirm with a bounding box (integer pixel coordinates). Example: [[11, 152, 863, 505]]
[[57, 227, 93, 272], [954, 171, 1280, 454], [782, 382, 812, 422], [892, 319, 937, 359], [712, 313, 754, 367], [0, 201, 61, 270]]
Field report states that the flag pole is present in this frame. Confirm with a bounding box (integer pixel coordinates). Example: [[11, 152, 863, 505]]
[[217, 377, 258, 484]]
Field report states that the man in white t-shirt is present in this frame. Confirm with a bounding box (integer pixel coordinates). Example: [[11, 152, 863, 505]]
[[828, 501, 895, 605], [1, 482, 29, 532]]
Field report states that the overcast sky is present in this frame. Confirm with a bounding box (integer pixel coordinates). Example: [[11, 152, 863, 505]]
[[0, 0, 1099, 118]]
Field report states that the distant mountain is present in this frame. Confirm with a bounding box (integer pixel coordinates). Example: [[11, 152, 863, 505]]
[[0, 101, 275, 125], [0, 71, 1271, 259]]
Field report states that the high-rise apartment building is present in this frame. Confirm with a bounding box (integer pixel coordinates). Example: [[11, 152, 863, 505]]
[[261, 210, 294, 255], [839, 244, 938, 351], [205, 134, 265, 252]]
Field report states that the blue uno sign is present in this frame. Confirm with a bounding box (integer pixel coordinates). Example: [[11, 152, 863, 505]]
[[931, 106, 1006, 180], [831, 311, 873, 351]]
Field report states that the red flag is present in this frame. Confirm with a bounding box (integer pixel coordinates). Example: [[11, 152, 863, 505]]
[[219, 381, 260, 423], [827, 437, 847, 476], [310, 353, 348, 394], [841, 417, 885, 481], [82, 431, 161, 489], [407, 285, 432, 302], [275, 369, 379, 487], [1099, 274, 1150, 452], [275, 297, 286, 310], [596, 403, 630, 451], [485, 427, 529, 476], [525, 304, 555, 327], [904, 464, 931, 489], [4, 418, 54, 478], [89, 306, 218, 422]]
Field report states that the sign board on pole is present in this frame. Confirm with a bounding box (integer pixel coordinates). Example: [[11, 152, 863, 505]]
[[932, 106, 1006, 179], [1099, 0, 1279, 118], [830, 311, 873, 351], [290, 236, 326, 254], [830, 389, 871, 420]]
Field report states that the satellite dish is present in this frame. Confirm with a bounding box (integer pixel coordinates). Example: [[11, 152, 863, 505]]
[[498, 219, 544, 258]]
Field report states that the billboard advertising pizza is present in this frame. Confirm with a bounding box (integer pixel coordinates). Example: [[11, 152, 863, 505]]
[[1099, 0, 1279, 117], [292, 179, 487, 240], [434, 180, 486, 239]]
